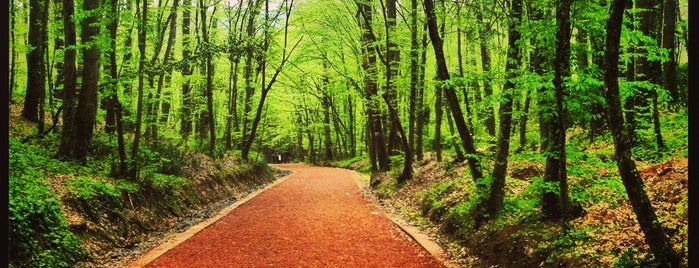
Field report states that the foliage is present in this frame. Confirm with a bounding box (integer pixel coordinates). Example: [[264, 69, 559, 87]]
[[9, 138, 90, 267]]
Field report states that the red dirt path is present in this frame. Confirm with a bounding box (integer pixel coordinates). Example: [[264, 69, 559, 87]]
[[131, 164, 445, 267]]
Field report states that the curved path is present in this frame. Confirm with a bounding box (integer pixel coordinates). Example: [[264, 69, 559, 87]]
[[128, 164, 446, 267]]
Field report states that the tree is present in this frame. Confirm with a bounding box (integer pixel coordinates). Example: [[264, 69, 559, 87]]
[[484, 0, 524, 219], [180, 0, 194, 140], [199, 0, 216, 155], [424, 0, 482, 181], [105, 0, 128, 176], [383, 0, 402, 154], [408, 0, 419, 162], [73, 0, 101, 162], [241, 0, 300, 161], [662, 0, 679, 107], [57, 0, 78, 159], [22, 0, 47, 125], [357, 0, 389, 173], [131, 0, 148, 177], [542, 0, 573, 220], [603, 0, 680, 265]]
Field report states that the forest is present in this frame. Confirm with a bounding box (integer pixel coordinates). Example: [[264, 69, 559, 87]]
[[8, 0, 688, 267]]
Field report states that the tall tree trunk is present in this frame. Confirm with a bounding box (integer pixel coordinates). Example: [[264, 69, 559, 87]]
[[10, 0, 17, 103], [477, 1, 495, 137], [484, 0, 523, 219], [385, 0, 402, 154], [58, 0, 78, 159], [23, 0, 47, 124], [358, 0, 389, 172], [604, 1, 680, 265], [242, 0, 262, 145], [73, 0, 101, 162], [542, 0, 572, 220], [416, 23, 428, 161], [424, 0, 482, 181], [433, 83, 443, 162], [131, 0, 148, 178], [180, 0, 193, 140], [199, 0, 216, 155], [662, 0, 679, 107], [408, 0, 419, 162], [107, 0, 128, 176], [528, 3, 549, 153]]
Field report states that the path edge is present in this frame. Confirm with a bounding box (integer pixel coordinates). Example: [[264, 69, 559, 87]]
[[349, 171, 461, 268], [126, 168, 295, 267]]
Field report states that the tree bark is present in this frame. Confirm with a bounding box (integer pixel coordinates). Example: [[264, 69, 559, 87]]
[[23, 0, 47, 124], [604, 1, 680, 265], [357, 0, 389, 172], [408, 0, 419, 162], [73, 0, 101, 163], [199, 0, 216, 155], [385, 0, 402, 154], [484, 0, 523, 219], [131, 0, 148, 178], [476, 1, 495, 137], [542, 0, 572, 220], [662, 0, 679, 107], [180, 0, 194, 140], [58, 0, 78, 159]]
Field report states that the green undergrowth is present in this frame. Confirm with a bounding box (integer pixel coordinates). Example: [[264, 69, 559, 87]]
[[9, 133, 276, 267], [375, 110, 687, 267]]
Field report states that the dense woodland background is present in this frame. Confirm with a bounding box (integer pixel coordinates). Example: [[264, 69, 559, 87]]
[[8, 0, 689, 267]]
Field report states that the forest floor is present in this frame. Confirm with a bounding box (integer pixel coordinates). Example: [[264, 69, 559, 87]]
[[126, 164, 450, 267]]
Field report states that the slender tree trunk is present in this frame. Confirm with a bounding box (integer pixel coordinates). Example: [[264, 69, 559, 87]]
[[662, 0, 679, 107], [23, 0, 47, 124], [10, 0, 17, 103], [604, 1, 680, 265], [58, 0, 78, 159], [408, 0, 419, 162], [433, 83, 443, 162], [484, 0, 523, 219], [242, 0, 262, 144], [385, 0, 402, 154], [477, 2, 495, 137], [424, 0, 482, 180], [516, 90, 530, 153], [181, 0, 193, 140], [73, 0, 101, 162], [131, 0, 148, 178], [416, 23, 428, 162], [542, 0, 572, 220], [358, 0, 389, 172], [199, 0, 216, 155], [106, 0, 128, 176]]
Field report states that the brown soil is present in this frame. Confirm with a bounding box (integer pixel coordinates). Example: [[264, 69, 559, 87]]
[[129, 164, 445, 267]]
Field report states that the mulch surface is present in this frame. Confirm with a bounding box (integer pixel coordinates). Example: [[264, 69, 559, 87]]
[[136, 164, 444, 267]]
